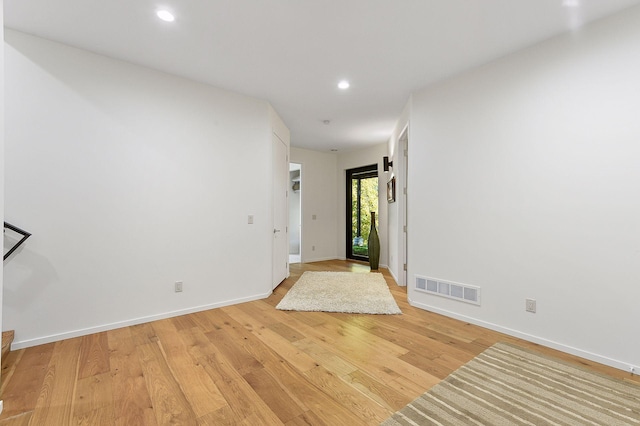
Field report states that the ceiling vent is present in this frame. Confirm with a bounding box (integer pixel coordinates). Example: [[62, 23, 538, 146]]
[[415, 275, 480, 305]]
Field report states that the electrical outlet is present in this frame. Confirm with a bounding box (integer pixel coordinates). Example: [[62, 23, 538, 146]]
[[631, 366, 636, 375], [248, 215, 254, 224], [175, 281, 183, 293], [526, 298, 536, 313]]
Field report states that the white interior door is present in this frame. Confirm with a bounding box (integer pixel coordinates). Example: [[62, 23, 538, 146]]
[[272, 134, 288, 289]]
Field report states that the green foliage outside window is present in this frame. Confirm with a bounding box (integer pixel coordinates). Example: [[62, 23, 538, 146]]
[[351, 177, 378, 256]]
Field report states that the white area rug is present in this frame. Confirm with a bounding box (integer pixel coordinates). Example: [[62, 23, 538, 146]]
[[276, 271, 402, 315]]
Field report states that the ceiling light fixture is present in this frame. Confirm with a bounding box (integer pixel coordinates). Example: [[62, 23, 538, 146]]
[[338, 80, 350, 90], [562, 0, 580, 7], [156, 10, 175, 22]]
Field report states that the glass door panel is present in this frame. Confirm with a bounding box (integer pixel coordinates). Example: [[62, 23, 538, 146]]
[[346, 165, 378, 261]]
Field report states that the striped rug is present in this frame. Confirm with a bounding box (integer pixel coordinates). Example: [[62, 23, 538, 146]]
[[382, 342, 640, 426]]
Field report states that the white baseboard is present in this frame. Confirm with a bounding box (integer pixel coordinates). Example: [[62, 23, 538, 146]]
[[408, 298, 633, 373], [11, 291, 272, 350], [303, 256, 339, 263], [389, 268, 398, 284], [388, 268, 407, 286], [312, 256, 389, 270], [305, 257, 389, 267]]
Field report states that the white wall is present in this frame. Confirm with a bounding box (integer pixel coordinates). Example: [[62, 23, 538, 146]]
[[407, 8, 640, 370], [4, 30, 281, 348], [289, 148, 338, 262], [337, 143, 389, 268]]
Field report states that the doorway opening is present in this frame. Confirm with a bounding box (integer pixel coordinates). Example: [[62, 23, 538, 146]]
[[346, 164, 378, 262], [289, 163, 302, 264]]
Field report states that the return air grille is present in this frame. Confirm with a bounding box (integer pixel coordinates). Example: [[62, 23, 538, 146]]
[[415, 275, 481, 305]]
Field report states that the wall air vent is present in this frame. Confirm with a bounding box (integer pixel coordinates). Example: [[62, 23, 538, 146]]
[[415, 275, 481, 306]]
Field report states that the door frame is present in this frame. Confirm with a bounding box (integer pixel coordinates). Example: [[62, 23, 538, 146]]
[[288, 162, 302, 264], [345, 164, 378, 262], [272, 133, 289, 289], [399, 127, 409, 286]]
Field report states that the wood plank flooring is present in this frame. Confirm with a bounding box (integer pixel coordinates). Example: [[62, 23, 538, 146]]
[[1, 260, 637, 425]]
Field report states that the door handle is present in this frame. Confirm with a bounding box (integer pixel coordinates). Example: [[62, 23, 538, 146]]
[[273, 229, 281, 234]]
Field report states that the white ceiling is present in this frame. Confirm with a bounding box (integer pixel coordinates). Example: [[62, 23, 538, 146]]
[[5, 0, 640, 152]]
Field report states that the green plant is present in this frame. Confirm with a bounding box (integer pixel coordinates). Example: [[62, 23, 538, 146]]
[[352, 245, 368, 256]]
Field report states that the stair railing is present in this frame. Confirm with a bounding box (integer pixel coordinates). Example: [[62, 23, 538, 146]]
[[4, 222, 32, 261]]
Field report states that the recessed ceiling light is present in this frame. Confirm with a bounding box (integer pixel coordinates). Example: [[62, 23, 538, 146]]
[[338, 80, 350, 90], [156, 10, 175, 22]]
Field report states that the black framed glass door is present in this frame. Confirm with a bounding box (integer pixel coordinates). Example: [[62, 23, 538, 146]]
[[346, 164, 378, 261]]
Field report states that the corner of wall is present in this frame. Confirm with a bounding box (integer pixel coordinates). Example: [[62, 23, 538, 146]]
[[0, 0, 5, 390]]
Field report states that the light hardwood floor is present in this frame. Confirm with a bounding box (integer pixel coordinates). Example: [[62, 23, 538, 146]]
[[1, 260, 637, 425]]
